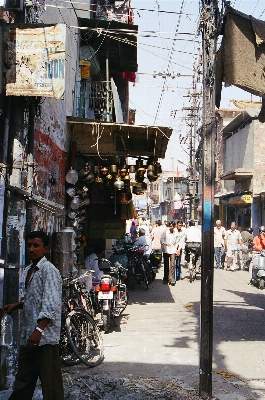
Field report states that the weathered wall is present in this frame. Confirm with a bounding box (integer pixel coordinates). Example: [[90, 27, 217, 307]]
[[253, 119, 265, 196], [33, 129, 66, 203], [224, 122, 253, 172]]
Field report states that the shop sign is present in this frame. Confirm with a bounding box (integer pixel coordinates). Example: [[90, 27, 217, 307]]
[[228, 195, 252, 205], [5, 24, 66, 99], [81, 66, 90, 79], [242, 194, 252, 203]]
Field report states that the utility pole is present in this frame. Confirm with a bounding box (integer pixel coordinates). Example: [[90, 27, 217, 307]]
[[199, 0, 220, 398]]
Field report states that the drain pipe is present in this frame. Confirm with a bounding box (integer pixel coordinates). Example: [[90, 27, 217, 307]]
[[26, 100, 35, 255]]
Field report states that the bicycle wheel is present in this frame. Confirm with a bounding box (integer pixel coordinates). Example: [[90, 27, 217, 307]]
[[189, 256, 196, 283], [66, 310, 104, 367], [59, 319, 81, 366]]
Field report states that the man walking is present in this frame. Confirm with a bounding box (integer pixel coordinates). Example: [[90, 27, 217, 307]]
[[214, 220, 226, 269], [151, 220, 164, 251], [161, 221, 177, 285], [174, 221, 186, 281], [224, 222, 242, 271], [1, 231, 64, 400]]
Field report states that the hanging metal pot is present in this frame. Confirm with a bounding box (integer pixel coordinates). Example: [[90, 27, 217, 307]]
[[78, 163, 90, 179], [133, 182, 147, 195], [137, 167, 146, 177], [114, 177, 124, 190], [65, 167, 78, 185], [94, 177, 103, 184], [68, 211, 77, 219], [147, 164, 155, 173], [119, 167, 127, 177], [110, 164, 118, 174], [135, 172, 145, 183], [147, 171, 158, 182], [129, 165, 135, 173], [66, 187, 76, 197], [81, 196, 90, 206], [70, 196, 82, 210], [154, 162, 162, 175], [101, 166, 109, 176]]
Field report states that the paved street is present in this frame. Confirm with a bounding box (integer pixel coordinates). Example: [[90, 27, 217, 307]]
[[68, 265, 265, 400], [1, 264, 265, 399]]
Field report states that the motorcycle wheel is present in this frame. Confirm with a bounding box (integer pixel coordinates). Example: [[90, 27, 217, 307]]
[[102, 310, 111, 333], [259, 278, 265, 289], [66, 309, 104, 367]]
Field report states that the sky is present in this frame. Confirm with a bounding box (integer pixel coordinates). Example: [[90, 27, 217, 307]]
[[129, 0, 265, 171]]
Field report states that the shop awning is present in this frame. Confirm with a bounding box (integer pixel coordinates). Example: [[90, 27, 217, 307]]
[[78, 18, 138, 72], [67, 117, 172, 159], [220, 168, 253, 181]]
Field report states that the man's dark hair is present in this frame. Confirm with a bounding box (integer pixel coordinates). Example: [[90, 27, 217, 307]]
[[93, 245, 104, 255], [176, 220, 183, 225], [189, 220, 196, 227], [26, 231, 49, 246], [157, 220, 162, 226]]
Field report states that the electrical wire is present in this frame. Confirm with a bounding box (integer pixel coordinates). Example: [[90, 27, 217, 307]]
[[252, 0, 260, 15], [47, 1, 198, 16], [154, 0, 187, 125], [82, 28, 195, 71]]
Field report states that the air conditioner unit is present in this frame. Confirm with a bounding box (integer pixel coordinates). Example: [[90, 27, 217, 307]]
[[0, 0, 23, 10]]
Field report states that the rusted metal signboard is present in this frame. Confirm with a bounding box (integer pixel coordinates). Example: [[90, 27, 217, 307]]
[[5, 24, 66, 99]]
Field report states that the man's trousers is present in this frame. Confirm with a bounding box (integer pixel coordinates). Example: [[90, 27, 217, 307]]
[[9, 344, 64, 400]]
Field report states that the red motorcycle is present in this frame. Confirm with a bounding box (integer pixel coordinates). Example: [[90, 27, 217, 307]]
[[94, 259, 128, 333]]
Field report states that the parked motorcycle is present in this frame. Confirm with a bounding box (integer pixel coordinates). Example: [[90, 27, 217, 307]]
[[241, 242, 253, 270], [251, 250, 265, 289], [149, 250, 162, 273], [94, 259, 128, 333]]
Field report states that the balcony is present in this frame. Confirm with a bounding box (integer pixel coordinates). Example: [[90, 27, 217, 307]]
[[92, 0, 134, 25], [76, 80, 114, 121]]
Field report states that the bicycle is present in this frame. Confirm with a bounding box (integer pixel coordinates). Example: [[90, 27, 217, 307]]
[[59, 271, 104, 367], [186, 242, 201, 283]]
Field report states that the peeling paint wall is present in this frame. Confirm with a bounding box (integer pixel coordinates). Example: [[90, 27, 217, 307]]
[[33, 129, 67, 204]]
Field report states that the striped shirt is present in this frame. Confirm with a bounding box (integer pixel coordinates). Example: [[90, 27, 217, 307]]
[[20, 257, 62, 346]]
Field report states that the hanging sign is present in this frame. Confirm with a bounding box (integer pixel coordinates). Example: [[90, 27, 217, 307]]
[[242, 194, 252, 203], [5, 24, 66, 99], [81, 66, 90, 79]]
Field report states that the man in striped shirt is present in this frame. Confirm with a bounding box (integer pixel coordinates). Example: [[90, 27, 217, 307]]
[[1, 231, 64, 400]]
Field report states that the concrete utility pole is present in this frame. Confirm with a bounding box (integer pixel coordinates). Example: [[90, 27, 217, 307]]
[[199, 0, 220, 398]]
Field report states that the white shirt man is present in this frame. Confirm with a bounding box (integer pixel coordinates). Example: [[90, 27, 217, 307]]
[[186, 224, 201, 243], [224, 222, 242, 271], [85, 246, 105, 281], [160, 222, 178, 285], [151, 220, 165, 250], [214, 220, 226, 269]]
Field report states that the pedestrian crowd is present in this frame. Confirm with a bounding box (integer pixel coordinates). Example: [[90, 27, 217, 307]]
[[127, 216, 203, 285], [214, 220, 255, 272]]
